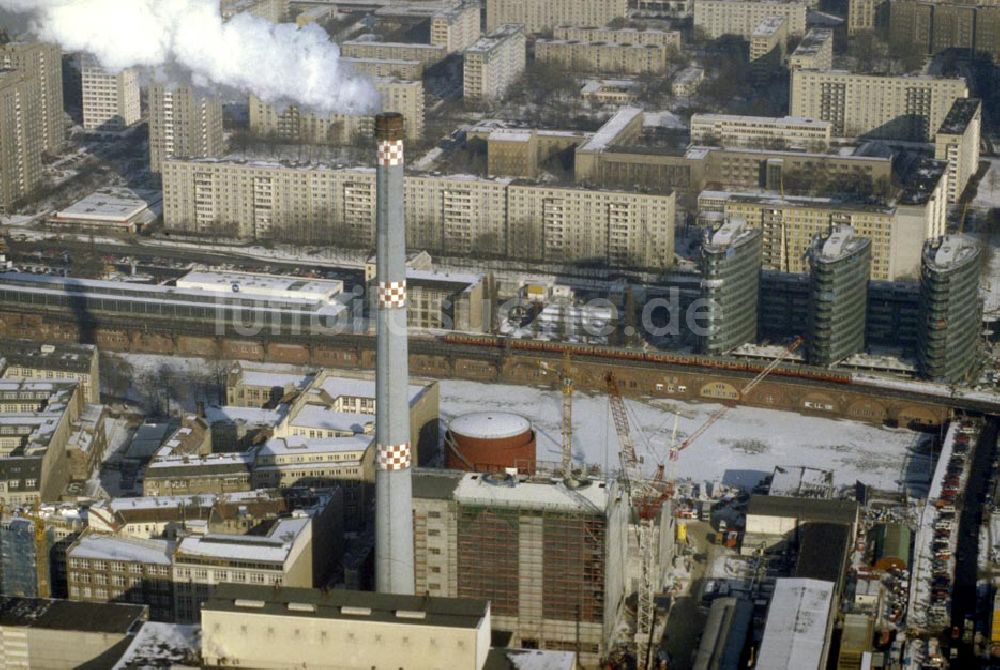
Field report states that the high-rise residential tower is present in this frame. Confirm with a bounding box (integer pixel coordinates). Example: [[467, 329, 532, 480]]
[[0, 41, 64, 154], [699, 218, 762, 355], [807, 225, 871, 366], [148, 84, 224, 174]]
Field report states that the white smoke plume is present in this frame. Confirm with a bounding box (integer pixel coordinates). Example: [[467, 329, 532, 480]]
[[0, 0, 377, 113]]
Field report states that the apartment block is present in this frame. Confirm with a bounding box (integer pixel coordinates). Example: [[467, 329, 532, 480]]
[[699, 219, 762, 355], [750, 17, 788, 70], [807, 226, 871, 366], [148, 84, 224, 174], [80, 55, 140, 133], [141, 452, 254, 496], [535, 39, 669, 75], [0, 70, 42, 214], [888, 0, 1000, 60], [690, 114, 831, 149], [463, 25, 527, 101], [933, 97, 981, 203], [249, 78, 424, 142], [789, 28, 833, 70], [918, 234, 982, 383], [342, 56, 423, 80], [848, 0, 876, 34], [553, 25, 682, 49], [162, 159, 676, 269], [697, 182, 944, 281], [486, 0, 627, 33], [431, 1, 482, 52], [790, 69, 969, 140], [341, 40, 447, 65], [0, 41, 64, 153], [0, 341, 100, 404], [693, 0, 808, 39]]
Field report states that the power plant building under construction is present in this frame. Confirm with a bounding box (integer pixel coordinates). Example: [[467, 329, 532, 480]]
[[446, 412, 537, 474], [411, 468, 628, 666]]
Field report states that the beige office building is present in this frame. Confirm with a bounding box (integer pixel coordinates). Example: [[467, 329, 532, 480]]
[[80, 55, 140, 133], [162, 158, 675, 268], [789, 28, 833, 70], [690, 113, 832, 148], [553, 25, 682, 49], [464, 25, 527, 101], [790, 69, 969, 140], [341, 40, 448, 65], [0, 41, 64, 153], [249, 78, 424, 142], [933, 97, 981, 203], [535, 39, 670, 74], [693, 0, 808, 38], [486, 0, 627, 33], [698, 164, 948, 281], [148, 84, 224, 174], [431, 1, 482, 53], [0, 70, 42, 214]]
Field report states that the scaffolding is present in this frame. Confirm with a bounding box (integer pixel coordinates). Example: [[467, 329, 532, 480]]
[[455, 494, 613, 659]]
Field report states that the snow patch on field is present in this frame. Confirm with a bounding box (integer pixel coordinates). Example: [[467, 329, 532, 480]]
[[438, 380, 932, 494]]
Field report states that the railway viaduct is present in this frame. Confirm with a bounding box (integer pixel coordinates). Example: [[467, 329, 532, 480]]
[[0, 307, 964, 429]]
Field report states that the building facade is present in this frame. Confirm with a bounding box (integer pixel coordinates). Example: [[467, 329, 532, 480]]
[[554, 25, 681, 48], [80, 55, 140, 133], [933, 97, 981, 204], [699, 219, 763, 355], [431, 1, 482, 53], [148, 84, 224, 175], [888, 0, 1000, 60], [0, 341, 100, 405], [693, 0, 808, 38], [411, 470, 628, 666], [486, 0, 628, 33], [162, 160, 677, 269], [535, 39, 670, 75], [0, 70, 42, 215], [917, 235, 982, 383], [249, 78, 425, 142], [790, 69, 969, 141], [464, 25, 527, 101], [0, 41, 64, 154], [341, 40, 448, 65], [807, 226, 872, 367], [789, 28, 833, 70], [690, 114, 831, 149]]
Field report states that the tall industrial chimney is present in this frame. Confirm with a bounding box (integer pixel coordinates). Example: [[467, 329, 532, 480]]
[[373, 112, 415, 595]]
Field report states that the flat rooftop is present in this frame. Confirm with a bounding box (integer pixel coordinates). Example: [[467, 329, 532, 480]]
[[814, 225, 870, 263], [53, 187, 160, 224], [747, 495, 858, 525], [752, 16, 786, 37], [0, 597, 145, 633], [925, 234, 980, 270], [938, 97, 981, 135], [453, 472, 611, 513], [899, 158, 948, 206], [757, 578, 834, 669], [792, 28, 832, 56], [204, 583, 489, 629]]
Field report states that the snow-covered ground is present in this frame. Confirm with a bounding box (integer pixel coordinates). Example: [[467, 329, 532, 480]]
[[438, 380, 933, 495]]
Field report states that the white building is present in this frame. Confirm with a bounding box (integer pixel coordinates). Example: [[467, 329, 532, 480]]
[[757, 578, 836, 670], [80, 55, 140, 133], [463, 25, 527, 101]]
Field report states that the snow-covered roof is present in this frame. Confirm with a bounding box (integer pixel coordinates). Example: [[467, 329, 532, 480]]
[[448, 412, 531, 439], [177, 270, 344, 301], [53, 187, 159, 224], [289, 404, 374, 434], [113, 622, 200, 669], [453, 473, 611, 513], [757, 578, 834, 670], [176, 516, 310, 564], [258, 434, 372, 457], [578, 107, 643, 152], [69, 535, 174, 565]]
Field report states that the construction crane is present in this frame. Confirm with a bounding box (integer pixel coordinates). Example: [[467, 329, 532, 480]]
[[605, 371, 659, 670], [672, 336, 804, 459]]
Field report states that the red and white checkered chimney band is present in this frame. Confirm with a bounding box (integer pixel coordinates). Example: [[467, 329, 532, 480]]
[[377, 140, 404, 167], [377, 443, 412, 470], [378, 280, 406, 309]]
